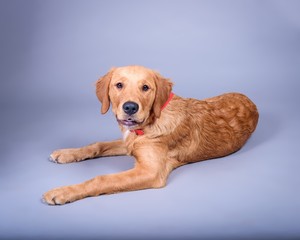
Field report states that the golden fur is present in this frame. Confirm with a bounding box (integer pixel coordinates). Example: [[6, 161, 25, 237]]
[[43, 66, 259, 205]]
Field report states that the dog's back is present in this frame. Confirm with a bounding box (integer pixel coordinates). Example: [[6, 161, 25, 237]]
[[160, 93, 259, 163]]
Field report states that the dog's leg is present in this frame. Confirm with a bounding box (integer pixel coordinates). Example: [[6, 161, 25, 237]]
[[50, 140, 127, 163], [43, 147, 173, 205]]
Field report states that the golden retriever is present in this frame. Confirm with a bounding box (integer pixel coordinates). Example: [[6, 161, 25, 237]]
[[43, 65, 259, 205]]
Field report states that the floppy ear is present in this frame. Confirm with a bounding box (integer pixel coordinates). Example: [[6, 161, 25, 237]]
[[96, 68, 114, 114], [152, 71, 173, 118]]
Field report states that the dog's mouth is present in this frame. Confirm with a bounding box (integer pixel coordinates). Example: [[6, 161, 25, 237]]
[[117, 118, 143, 128]]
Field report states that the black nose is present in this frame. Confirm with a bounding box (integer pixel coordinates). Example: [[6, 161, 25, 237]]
[[123, 101, 139, 115]]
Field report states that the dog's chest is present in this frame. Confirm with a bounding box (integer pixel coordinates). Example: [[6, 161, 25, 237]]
[[123, 130, 130, 141], [122, 130, 139, 155]]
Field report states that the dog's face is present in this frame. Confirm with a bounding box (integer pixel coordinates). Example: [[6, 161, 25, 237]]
[[96, 66, 173, 130]]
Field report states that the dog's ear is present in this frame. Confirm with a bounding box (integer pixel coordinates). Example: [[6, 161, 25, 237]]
[[152, 71, 173, 118], [96, 68, 115, 114]]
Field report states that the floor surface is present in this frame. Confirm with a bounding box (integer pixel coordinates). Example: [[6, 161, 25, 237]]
[[1, 1, 300, 239]]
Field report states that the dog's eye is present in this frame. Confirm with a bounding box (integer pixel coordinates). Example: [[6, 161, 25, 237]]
[[116, 82, 123, 89], [142, 85, 150, 92]]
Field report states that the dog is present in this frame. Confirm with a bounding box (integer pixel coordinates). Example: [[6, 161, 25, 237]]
[[43, 65, 259, 205]]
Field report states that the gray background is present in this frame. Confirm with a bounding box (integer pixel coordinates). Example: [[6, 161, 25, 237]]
[[0, 0, 299, 239]]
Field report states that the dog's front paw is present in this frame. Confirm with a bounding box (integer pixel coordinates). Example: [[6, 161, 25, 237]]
[[50, 148, 84, 164], [43, 186, 79, 205]]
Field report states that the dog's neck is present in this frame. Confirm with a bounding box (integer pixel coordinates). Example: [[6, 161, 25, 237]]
[[130, 92, 174, 136]]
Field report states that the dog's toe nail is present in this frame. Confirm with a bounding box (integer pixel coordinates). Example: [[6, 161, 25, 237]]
[[41, 197, 47, 204], [41, 196, 53, 205], [48, 156, 57, 163]]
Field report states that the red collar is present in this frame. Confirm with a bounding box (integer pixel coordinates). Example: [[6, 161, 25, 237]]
[[130, 92, 174, 136]]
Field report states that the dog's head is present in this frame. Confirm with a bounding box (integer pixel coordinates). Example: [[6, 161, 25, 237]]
[[96, 66, 173, 130]]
